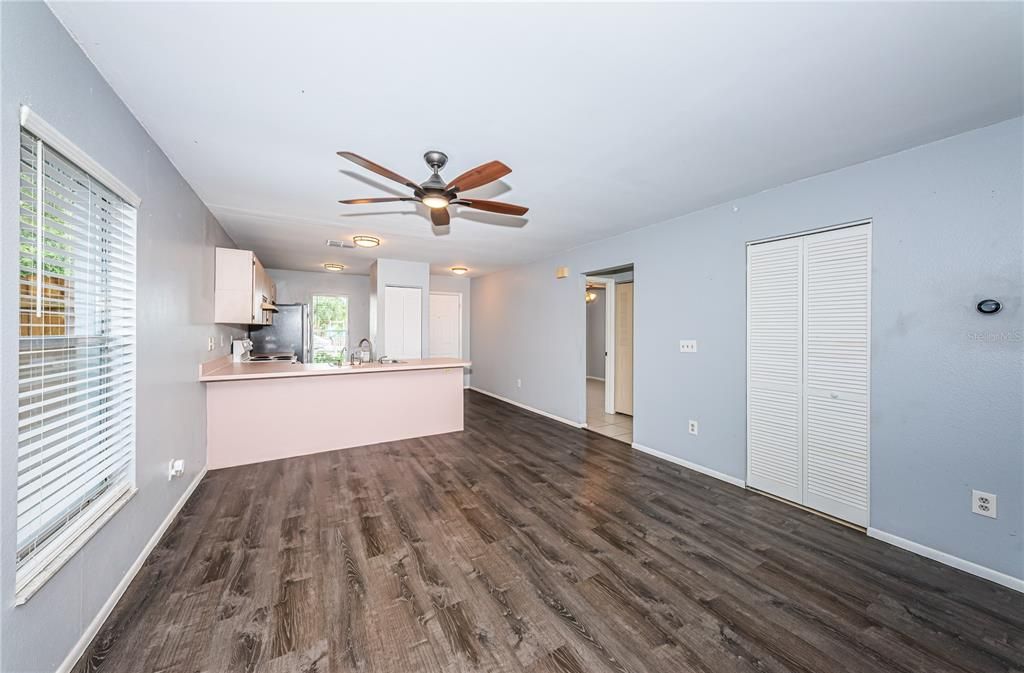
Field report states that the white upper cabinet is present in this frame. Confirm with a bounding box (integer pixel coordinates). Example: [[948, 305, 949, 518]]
[[214, 247, 277, 325]]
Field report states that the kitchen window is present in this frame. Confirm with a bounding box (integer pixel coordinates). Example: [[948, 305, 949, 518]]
[[15, 109, 139, 602], [311, 295, 349, 364]]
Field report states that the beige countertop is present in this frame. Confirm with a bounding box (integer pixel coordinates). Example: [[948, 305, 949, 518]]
[[200, 357, 471, 383]]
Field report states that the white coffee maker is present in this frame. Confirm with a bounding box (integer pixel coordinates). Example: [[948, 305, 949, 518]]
[[230, 338, 253, 362]]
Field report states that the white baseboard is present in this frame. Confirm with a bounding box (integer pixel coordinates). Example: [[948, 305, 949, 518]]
[[632, 442, 746, 489], [586, 376, 605, 382], [56, 467, 209, 673], [867, 527, 1023, 594], [468, 386, 584, 428], [471, 387, 1024, 595], [628, 443, 1021, 593]]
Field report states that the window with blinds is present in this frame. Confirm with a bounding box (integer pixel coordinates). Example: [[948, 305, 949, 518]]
[[17, 125, 137, 597]]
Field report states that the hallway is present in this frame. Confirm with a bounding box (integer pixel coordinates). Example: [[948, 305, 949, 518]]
[[586, 378, 632, 443]]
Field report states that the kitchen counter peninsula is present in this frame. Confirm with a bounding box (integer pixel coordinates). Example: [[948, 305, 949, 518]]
[[200, 356, 470, 468]]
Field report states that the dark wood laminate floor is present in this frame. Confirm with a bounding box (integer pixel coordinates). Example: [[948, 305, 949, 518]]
[[76, 391, 1023, 673]]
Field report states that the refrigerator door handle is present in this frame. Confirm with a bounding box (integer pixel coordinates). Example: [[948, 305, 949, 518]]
[[304, 305, 312, 363]]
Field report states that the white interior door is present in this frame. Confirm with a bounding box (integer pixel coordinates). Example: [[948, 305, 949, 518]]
[[614, 282, 634, 415], [802, 225, 871, 526], [586, 276, 616, 415], [429, 292, 461, 358], [747, 237, 804, 504], [747, 223, 870, 527], [384, 286, 422, 360]]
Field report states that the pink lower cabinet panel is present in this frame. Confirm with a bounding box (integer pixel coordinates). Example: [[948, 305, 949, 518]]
[[206, 367, 465, 469]]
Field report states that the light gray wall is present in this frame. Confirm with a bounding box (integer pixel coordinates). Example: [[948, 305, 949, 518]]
[[264, 269, 470, 382], [586, 288, 606, 378], [471, 117, 1023, 581], [0, 4, 244, 671], [430, 274, 472, 386], [370, 258, 430, 358], [266, 268, 371, 347]]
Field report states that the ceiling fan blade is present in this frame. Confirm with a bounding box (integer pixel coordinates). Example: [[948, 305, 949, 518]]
[[430, 208, 451, 227], [455, 199, 529, 216], [339, 197, 418, 204], [445, 160, 511, 194], [337, 151, 420, 191]]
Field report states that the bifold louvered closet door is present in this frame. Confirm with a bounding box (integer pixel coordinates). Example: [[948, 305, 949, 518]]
[[747, 223, 870, 526]]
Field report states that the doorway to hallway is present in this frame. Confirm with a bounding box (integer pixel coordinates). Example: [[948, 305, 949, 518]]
[[583, 264, 634, 443]]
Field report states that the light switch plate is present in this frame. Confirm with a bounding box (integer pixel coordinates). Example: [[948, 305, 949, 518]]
[[679, 340, 698, 353]]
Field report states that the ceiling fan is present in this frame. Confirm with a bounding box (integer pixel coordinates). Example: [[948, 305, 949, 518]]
[[337, 150, 528, 227]]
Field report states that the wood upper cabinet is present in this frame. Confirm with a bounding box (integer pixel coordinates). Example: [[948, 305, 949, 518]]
[[215, 247, 277, 325]]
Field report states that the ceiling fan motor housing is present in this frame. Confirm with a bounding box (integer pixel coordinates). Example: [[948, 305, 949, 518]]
[[421, 173, 447, 191]]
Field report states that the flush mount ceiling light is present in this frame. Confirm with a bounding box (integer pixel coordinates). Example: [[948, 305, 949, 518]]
[[450, 266, 468, 275], [352, 235, 380, 248], [337, 150, 528, 229], [322, 263, 346, 272]]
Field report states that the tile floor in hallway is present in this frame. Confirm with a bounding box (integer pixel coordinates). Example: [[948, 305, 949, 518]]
[[586, 377, 632, 443]]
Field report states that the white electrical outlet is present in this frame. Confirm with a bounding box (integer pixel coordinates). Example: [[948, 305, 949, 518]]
[[516, 378, 522, 389], [207, 336, 215, 351], [688, 420, 699, 435], [679, 340, 698, 353], [972, 490, 997, 518], [168, 459, 185, 480]]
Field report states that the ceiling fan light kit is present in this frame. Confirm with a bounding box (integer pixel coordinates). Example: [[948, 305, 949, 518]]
[[337, 150, 529, 230], [422, 195, 450, 209]]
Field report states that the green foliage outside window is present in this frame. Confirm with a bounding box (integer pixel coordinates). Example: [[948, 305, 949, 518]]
[[312, 295, 349, 365]]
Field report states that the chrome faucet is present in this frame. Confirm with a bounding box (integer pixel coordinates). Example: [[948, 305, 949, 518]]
[[354, 338, 371, 364]]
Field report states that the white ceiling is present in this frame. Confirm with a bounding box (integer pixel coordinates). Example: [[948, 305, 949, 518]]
[[50, 2, 1022, 277]]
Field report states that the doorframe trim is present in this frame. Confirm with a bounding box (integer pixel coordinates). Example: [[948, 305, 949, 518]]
[[746, 217, 872, 246], [586, 276, 617, 414]]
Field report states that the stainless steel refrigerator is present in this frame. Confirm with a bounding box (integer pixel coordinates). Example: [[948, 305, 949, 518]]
[[248, 303, 311, 362]]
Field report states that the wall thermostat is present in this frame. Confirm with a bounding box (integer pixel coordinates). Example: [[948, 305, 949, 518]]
[[977, 299, 1001, 315]]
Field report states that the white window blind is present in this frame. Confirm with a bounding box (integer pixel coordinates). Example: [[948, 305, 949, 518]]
[[16, 126, 137, 596]]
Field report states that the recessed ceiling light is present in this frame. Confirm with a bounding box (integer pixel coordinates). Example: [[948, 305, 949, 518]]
[[352, 235, 380, 248], [323, 263, 346, 272], [450, 266, 468, 275]]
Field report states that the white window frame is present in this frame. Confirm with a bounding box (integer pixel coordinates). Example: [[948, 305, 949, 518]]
[[15, 106, 140, 604], [311, 294, 350, 363]]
